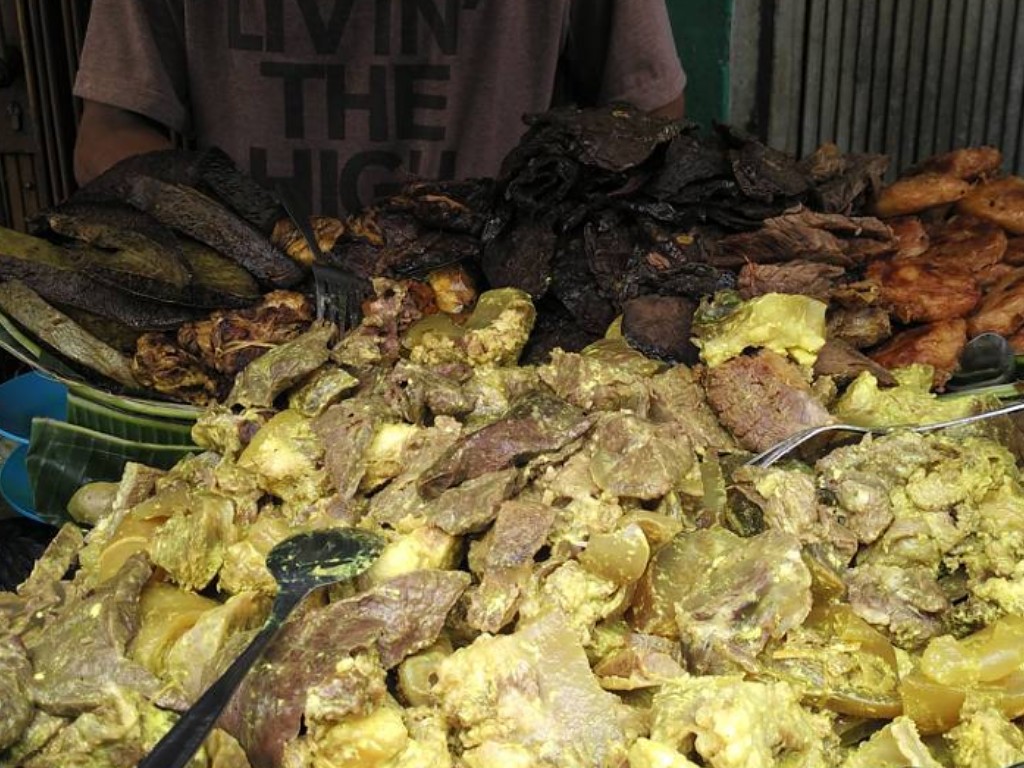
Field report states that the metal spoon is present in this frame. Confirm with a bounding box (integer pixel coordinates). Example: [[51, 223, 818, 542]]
[[945, 332, 1016, 392], [138, 527, 385, 768]]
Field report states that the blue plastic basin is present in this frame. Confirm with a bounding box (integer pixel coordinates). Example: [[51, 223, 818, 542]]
[[1, 444, 44, 524], [0, 372, 68, 444]]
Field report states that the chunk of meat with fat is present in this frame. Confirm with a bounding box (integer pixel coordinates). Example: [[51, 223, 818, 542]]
[[968, 267, 1024, 337], [874, 173, 971, 217], [434, 611, 641, 768], [867, 256, 980, 323], [648, 675, 837, 768], [221, 570, 469, 768], [870, 319, 967, 390], [846, 564, 949, 649], [704, 349, 834, 453]]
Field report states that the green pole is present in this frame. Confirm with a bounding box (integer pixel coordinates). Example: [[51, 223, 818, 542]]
[[666, 0, 733, 127]]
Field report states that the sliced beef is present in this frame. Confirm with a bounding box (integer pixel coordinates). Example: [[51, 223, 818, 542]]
[[417, 391, 592, 498], [705, 350, 834, 453], [222, 570, 469, 768], [467, 500, 556, 633], [738, 261, 846, 302], [647, 365, 737, 452], [481, 216, 557, 298], [709, 210, 894, 269], [0, 635, 32, 750], [25, 554, 179, 715], [813, 339, 896, 386]]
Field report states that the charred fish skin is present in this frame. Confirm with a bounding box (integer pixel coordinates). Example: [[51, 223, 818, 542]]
[[126, 176, 305, 289], [193, 147, 285, 235], [34, 201, 192, 289], [0, 280, 140, 388], [0, 226, 203, 330]]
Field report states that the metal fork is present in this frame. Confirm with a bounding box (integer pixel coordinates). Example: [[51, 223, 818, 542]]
[[274, 182, 366, 330], [747, 398, 1024, 468]]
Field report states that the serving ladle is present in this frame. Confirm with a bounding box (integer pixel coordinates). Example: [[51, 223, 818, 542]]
[[945, 331, 1017, 392], [138, 527, 385, 768]]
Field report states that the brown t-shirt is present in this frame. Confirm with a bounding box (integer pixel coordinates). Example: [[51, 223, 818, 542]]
[[74, 0, 685, 214]]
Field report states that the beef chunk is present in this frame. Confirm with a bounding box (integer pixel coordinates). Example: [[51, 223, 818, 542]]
[[418, 390, 592, 498], [705, 350, 834, 453], [846, 564, 949, 649], [813, 339, 896, 386], [826, 306, 892, 349], [222, 570, 469, 768], [738, 261, 846, 302], [621, 295, 698, 364]]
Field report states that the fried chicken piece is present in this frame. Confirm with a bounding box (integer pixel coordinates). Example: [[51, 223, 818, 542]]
[[968, 267, 1024, 337], [913, 215, 1009, 273], [1004, 237, 1024, 266], [889, 217, 930, 258], [270, 215, 345, 266], [978, 262, 1016, 290], [910, 146, 1003, 180], [957, 176, 1024, 234], [867, 257, 980, 323], [869, 319, 967, 390], [874, 173, 972, 218], [1008, 326, 1024, 355]]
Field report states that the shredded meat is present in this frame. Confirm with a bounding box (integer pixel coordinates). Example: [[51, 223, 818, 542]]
[[704, 349, 834, 453]]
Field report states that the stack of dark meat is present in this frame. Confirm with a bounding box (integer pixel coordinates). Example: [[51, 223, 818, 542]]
[[328, 104, 894, 364]]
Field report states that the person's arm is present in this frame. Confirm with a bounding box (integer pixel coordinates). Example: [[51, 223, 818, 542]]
[[74, 101, 174, 185], [72, 0, 189, 185], [596, 0, 688, 117]]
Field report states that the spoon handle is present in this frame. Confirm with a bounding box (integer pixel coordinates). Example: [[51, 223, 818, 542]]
[[138, 590, 300, 768]]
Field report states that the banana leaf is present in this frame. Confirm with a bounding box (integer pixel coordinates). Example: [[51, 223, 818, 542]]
[[26, 418, 195, 525], [66, 382, 202, 421], [66, 392, 197, 445]]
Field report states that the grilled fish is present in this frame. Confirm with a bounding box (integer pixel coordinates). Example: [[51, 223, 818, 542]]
[[126, 176, 304, 288]]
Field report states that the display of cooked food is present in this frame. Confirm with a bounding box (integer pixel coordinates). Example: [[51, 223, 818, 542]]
[[2, 277, 1024, 768], [7, 103, 1024, 767]]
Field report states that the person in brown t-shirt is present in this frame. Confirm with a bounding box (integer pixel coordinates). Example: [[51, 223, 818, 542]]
[[73, 0, 686, 214]]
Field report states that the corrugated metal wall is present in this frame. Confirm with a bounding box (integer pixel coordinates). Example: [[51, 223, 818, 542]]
[[0, 0, 88, 231], [765, 0, 1024, 176]]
